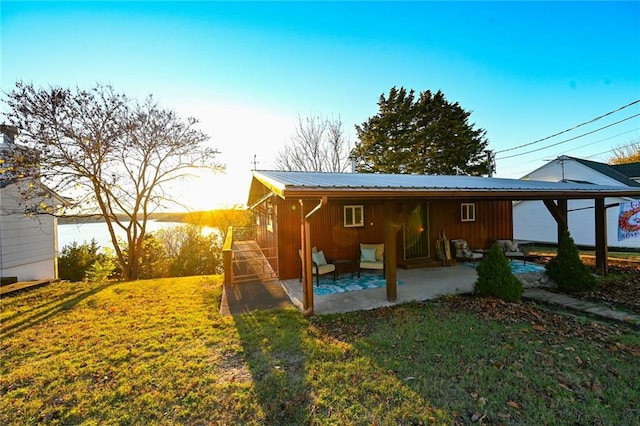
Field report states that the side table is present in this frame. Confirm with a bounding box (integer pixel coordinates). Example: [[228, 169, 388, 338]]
[[333, 259, 355, 278]]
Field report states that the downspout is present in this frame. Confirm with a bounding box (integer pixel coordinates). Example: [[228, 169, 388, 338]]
[[300, 196, 327, 317]]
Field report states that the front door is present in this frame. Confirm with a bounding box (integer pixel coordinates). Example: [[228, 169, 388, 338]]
[[403, 203, 430, 260]]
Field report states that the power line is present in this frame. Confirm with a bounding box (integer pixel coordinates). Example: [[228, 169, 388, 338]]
[[535, 127, 639, 161], [495, 99, 640, 154], [496, 113, 640, 160], [584, 140, 640, 160], [498, 136, 640, 178]]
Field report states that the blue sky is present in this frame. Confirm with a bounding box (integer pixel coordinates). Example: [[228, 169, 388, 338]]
[[2, 1, 639, 209]]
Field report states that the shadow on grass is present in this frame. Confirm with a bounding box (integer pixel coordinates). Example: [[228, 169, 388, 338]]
[[1, 282, 117, 338], [233, 309, 312, 424]]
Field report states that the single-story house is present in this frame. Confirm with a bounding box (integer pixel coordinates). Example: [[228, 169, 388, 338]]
[[241, 170, 640, 314], [514, 156, 640, 249]]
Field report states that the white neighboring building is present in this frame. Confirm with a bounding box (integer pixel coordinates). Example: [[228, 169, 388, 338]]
[[513, 155, 640, 249], [0, 125, 64, 282]]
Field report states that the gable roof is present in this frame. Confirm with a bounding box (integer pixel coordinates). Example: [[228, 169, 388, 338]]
[[611, 162, 640, 180], [568, 156, 640, 187], [248, 170, 640, 206]]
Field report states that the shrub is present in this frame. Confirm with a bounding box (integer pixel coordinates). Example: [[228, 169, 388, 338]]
[[137, 224, 222, 278], [546, 230, 596, 293], [85, 247, 117, 282], [474, 243, 523, 302], [59, 240, 117, 282]]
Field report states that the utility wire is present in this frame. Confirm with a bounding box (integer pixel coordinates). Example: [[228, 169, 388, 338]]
[[495, 99, 640, 154], [496, 113, 640, 160], [584, 139, 640, 160], [538, 127, 640, 161]]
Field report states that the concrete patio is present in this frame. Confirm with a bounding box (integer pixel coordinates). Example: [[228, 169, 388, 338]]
[[281, 264, 478, 315]]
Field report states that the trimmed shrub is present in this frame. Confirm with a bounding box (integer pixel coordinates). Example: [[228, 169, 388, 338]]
[[474, 243, 523, 302], [546, 230, 596, 293]]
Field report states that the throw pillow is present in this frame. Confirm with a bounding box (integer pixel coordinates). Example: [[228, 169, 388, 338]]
[[361, 247, 377, 262], [312, 250, 327, 266]]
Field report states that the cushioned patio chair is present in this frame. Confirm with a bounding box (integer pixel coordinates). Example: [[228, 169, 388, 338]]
[[494, 240, 527, 264], [450, 239, 483, 265], [358, 243, 385, 277], [299, 248, 336, 286]]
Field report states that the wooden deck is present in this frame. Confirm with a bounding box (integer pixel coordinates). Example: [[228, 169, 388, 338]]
[[0, 279, 57, 296]]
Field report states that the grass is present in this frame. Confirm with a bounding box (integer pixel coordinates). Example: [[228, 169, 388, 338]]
[[2, 277, 639, 425], [526, 244, 640, 262]]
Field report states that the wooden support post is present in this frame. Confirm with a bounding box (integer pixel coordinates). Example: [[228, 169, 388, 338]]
[[384, 202, 398, 301], [594, 198, 608, 275], [299, 200, 314, 315], [543, 199, 568, 246], [557, 199, 568, 244]]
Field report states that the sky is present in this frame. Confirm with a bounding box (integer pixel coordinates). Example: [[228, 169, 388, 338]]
[[2, 1, 639, 210]]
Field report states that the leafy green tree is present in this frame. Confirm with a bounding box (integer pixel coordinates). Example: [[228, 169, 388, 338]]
[[546, 230, 596, 293], [353, 87, 489, 175], [474, 243, 523, 302]]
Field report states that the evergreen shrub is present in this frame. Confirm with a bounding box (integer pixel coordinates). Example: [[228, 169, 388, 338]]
[[474, 243, 523, 302], [545, 230, 596, 293]]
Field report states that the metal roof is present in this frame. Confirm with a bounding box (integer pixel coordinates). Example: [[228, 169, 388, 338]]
[[569, 156, 640, 187], [248, 170, 640, 205]]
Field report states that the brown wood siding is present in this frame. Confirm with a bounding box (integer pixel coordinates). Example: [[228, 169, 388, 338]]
[[429, 200, 513, 250], [271, 198, 513, 280]]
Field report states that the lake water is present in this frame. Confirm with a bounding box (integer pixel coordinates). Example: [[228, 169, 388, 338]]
[[58, 221, 183, 250]]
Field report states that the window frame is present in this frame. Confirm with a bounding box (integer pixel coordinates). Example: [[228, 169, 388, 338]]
[[461, 203, 476, 222], [344, 205, 364, 228]]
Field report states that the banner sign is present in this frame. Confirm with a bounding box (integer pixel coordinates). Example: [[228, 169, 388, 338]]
[[618, 201, 640, 241]]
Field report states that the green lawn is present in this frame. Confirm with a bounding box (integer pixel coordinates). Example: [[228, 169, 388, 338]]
[[1, 276, 639, 425]]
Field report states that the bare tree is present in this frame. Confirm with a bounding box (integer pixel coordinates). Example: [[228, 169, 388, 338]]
[[2, 82, 223, 280], [274, 114, 350, 172], [609, 138, 640, 164]]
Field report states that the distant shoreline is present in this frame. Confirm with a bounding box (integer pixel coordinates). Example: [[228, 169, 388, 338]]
[[57, 210, 245, 225]]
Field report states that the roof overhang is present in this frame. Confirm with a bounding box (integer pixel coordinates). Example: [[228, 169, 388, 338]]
[[247, 170, 640, 206]]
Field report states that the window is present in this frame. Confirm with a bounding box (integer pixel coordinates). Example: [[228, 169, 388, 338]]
[[344, 205, 364, 227], [461, 203, 476, 222]]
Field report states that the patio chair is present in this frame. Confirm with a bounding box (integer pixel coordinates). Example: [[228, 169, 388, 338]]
[[450, 239, 483, 265], [494, 240, 527, 264], [358, 243, 385, 277], [299, 248, 336, 286]]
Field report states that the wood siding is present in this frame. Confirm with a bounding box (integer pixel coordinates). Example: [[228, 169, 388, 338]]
[[266, 197, 513, 280], [0, 185, 57, 280]]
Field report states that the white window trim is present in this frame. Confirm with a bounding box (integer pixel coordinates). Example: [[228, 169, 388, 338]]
[[344, 205, 364, 228], [461, 203, 476, 222]]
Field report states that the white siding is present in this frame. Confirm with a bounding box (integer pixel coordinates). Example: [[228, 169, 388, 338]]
[[523, 159, 625, 186], [0, 185, 57, 280], [514, 197, 640, 249]]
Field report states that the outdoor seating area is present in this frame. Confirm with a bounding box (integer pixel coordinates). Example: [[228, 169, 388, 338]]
[[298, 248, 336, 286], [282, 259, 544, 314], [450, 239, 483, 265], [494, 239, 528, 264], [358, 243, 385, 277]]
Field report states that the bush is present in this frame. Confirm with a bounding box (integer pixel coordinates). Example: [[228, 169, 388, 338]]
[[474, 243, 523, 302], [59, 239, 116, 282], [136, 224, 222, 278], [546, 230, 596, 293]]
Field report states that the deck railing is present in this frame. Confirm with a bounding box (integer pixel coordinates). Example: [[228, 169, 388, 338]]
[[223, 226, 278, 285]]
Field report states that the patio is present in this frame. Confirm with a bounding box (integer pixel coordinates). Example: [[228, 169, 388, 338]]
[[281, 263, 480, 315]]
